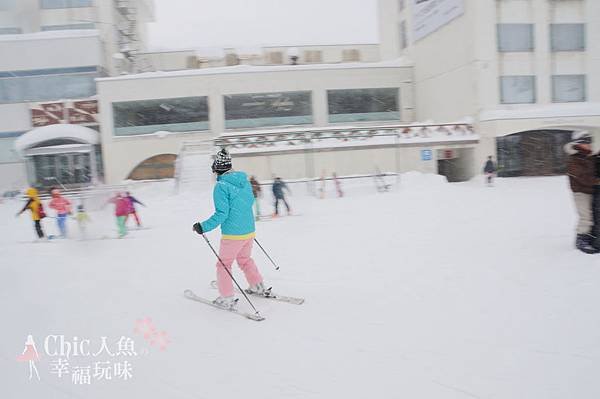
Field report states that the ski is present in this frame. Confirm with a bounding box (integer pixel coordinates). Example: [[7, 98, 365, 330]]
[[210, 280, 305, 305], [183, 289, 266, 321]]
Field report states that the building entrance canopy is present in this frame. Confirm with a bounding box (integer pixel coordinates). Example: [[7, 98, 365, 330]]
[[15, 124, 101, 188]]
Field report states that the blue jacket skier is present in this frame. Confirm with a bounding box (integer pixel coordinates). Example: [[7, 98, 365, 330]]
[[192, 149, 266, 309]]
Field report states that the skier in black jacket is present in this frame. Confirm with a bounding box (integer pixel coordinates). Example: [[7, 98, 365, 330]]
[[483, 156, 497, 186], [272, 177, 291, 216]]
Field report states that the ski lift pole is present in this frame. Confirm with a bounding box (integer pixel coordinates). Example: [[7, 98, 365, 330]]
[[201, 234, 261, 316]]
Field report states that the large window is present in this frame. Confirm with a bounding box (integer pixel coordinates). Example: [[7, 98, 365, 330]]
[[41, 23, 95, 31], [40, 0, 93, 9], [0, 0, 16, 10], [552, 75, 586, 103], [224, 91, 312, 129], [497, 24, 534, 52], [113, 97, 209, 136], [0, 67, 97, 104], [550, 24, 585, 51], [0, 27, 21, 34], [500, 76, 536, 104], [327, 88, 400, 123]]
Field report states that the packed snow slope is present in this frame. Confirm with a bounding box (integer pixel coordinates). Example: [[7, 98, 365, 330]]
[[2, 174, 600, 399]]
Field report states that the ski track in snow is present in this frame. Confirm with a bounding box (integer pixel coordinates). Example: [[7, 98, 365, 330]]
[[2, 174, 600, 398]]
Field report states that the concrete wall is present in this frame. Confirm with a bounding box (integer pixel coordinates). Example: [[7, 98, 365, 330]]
[[96, 64, 414, 184], [230, 142, 477, 183], [0, 161, 26, 191], [377, 0, 600, 173]]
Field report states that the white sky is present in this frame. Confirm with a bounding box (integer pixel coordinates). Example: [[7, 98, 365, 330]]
[[147, 0, 379, 51]]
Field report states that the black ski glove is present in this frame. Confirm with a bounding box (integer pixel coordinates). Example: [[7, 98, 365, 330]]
[[192, 222, 203, 235]]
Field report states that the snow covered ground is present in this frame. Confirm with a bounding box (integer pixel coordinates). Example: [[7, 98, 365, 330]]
[[2, 173, 600, 398]]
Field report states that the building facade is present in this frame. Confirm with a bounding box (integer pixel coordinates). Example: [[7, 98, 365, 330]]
[[96, 61, 424, 183], [378, 0, 600, 176], [0, 0, 154, 191]]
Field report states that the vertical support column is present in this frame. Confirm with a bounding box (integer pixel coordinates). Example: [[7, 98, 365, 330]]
[[312, 89, 328, 127], [89, 145, 98, 186], [209, 90, 225, 138], [533, 0, 551, 103]]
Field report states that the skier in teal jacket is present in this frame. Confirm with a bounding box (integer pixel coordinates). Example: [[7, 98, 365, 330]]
[[193, 149, 267, 309]]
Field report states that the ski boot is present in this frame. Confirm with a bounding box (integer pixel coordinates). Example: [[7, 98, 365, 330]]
[[245, 282, 271, 296], [212, 296, 238, 310], [576, 234, 600, 254]]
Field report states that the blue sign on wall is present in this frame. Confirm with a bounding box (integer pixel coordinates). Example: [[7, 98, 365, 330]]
[[421, 149, 432, 161]]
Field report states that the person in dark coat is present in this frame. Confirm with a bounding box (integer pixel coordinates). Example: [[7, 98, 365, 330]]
[[483, 156, 497, 186], [565, 131, 599, 254], [272, 177, 291, 216]]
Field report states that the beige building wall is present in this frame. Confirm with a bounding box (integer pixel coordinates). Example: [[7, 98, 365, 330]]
[[96, 62, 414, 184], [378, 0, 600, 169]]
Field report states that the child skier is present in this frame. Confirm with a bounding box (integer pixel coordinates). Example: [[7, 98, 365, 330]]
[[75, 204, 90, 239], [124, 191, 145, 228], [107, 193, 130, 238], [565, 131, 599, 254], [192, 149, 267, 309], [16, 187, 46, 240], [48, 188, 72, 238]]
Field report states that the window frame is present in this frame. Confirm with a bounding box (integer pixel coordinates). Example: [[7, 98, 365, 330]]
[[112, 96, 210, 137], [40, 0, 93, 9], [552, 74, 586, 103], [499, 75, 537, 104], [224, 91, 313, 130], [497, 23, 535, 52], [327, 87, 401, 123], [550, 23, 585, 52]]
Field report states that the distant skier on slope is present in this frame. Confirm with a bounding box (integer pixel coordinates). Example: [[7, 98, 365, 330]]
[[106, 193, 130, 238], [565, 131, 599, 254], [124, 191, 145, 228], [48, 188, 72, 238], [272, 176, 292, 216], [192, 149, 267, 309], [16, 187, 46, 240], [483, 156, 497, 186], [249, 176, 262, 221]]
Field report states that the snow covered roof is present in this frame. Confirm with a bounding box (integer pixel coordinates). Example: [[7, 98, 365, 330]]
[[479, 103, 600, 122], [15, 124, 99, 155], [96, 58, 412, 82]]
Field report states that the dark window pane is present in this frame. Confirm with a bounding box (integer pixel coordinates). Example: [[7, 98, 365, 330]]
[[327, 88, 400, 123], [0, 73, 96, 103], [497, 24, 534, 52], [113, 97, 209, 136], [0, 27, 22, 34], [224, 91, 312, 129], [552, 75, 586, 102], [500, 76, 536, 104], [551, 24, 585, 51], [40, 0, 93, 9], [41, 23, 95, 31]]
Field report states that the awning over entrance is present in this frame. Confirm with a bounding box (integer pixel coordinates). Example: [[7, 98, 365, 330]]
[[15, 124, 99, 156], [15, 124, 101, 188]]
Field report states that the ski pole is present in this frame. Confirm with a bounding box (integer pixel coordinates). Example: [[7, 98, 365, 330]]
[[201, 234, 262, 316], [254, 238, 280, 271]]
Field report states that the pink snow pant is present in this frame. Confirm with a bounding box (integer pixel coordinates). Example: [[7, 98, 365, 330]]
[[216, 238, 263, 297]]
